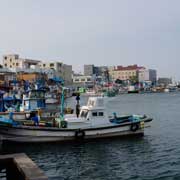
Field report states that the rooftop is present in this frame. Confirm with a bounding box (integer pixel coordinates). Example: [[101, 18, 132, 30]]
[[115, 64, 145, 71]]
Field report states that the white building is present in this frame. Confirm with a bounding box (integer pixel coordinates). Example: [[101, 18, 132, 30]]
[[2, 54, 73, 85], [73, 75, 93, 84], [138, 69, 157, 83], [3, 54, 40, 70]]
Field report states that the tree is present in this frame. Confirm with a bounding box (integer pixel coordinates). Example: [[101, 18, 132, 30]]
[[129, 76, 138, 85], [115, 79, 123, 84]]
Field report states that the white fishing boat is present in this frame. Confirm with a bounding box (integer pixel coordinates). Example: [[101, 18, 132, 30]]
[[0, 95, 152, 143]]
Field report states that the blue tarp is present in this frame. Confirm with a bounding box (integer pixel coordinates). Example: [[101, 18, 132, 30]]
[[49, 77, 64, 83], [3, 96, 21, 101], [3, 97, 14, 101], [0, 117, 13, 124]]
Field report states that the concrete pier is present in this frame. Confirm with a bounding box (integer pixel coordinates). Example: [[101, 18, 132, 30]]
[[0, 153, 48, 180]]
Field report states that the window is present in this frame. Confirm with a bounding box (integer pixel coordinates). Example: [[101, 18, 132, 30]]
[[10, 65, 12, 68], [4, 64, 7, 67], [4, 56, 7, 60], [10, 59, 12, 62], [50, 63, 54, 67], [81, 110, 88, 118], [43, 64, 46, 67], [75, 79, 79, 82], [81, 79, 85, 82], [16, 63, 19, 66], [99, 112, 104, 116], [92, 112, 97, 116]]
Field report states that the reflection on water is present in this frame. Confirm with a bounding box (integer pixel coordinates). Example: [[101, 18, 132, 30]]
[[1, 93, 180, 180]]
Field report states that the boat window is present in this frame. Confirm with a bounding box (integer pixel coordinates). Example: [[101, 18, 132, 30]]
[[92, 112, 97, 116], [80, 110, 88, 118], [40, 92, 45, 98], [30, 91, 37, 98], [99, 112, 104, 116], [36, 92, 40, 98]]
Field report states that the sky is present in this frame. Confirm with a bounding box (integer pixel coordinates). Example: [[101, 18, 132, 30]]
[[0, 0, 180, 80]]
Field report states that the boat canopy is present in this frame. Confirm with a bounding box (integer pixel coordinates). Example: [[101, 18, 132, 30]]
[[49, 77, 64, 84]]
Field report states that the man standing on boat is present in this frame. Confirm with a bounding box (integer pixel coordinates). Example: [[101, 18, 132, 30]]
[[76, 93, 80, 118], [76, 103, 80, 118]]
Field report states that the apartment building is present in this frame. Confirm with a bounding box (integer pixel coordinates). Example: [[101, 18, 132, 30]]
[[109, 65, 145, 81], [3, 54, 40, 70], [138, 69, 157, 84]]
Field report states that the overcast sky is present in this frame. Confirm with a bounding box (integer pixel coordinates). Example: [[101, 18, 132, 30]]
[[0, 0, 180, 80]]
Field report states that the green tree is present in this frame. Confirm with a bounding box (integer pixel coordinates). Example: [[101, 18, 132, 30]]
[[129, 76, 138, 85]]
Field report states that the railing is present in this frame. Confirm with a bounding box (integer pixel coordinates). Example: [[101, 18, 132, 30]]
[[0, 153, 48, 180]]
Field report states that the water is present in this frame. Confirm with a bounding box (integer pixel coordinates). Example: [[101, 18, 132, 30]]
[[1, 93, 180, 180]]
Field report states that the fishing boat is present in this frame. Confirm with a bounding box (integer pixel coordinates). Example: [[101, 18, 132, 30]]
[[0, 89, 59, 121], [0, 87, 153, 143], [128, 85, 139, 94]]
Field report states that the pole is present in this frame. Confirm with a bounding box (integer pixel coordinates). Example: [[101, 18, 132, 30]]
[[60, 86, 64, 120]]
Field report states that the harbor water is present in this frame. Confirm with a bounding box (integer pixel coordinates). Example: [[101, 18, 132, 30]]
[[1, 93, 180, 180]]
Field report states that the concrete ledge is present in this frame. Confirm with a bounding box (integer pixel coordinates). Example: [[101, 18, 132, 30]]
[[0, 153, 48, 180]]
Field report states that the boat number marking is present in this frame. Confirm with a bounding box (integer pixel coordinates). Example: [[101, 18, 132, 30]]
[[140, 121, 145, 128]]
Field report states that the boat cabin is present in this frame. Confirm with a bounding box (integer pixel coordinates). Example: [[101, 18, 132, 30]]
[[64, 97, 110, 128], [21, 90, 46, 111], [0, 91, 22, 112], [3, 96, 22, 112]]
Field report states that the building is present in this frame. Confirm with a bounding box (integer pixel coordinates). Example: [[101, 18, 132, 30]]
[[138, 69, 157, 84], [109, 65, 145, 81], [17, 72, 47, 82], [3, 54, 40, 70], [73, 75, 93, 84], [72, 74, 94, 88], [39, 62, 72, 85], [84, 64, 109, 77], [158, 78, 172, 86], [61, 64, 73, 85], [0, 68, 16, 83], [84, 65, 94, 76]]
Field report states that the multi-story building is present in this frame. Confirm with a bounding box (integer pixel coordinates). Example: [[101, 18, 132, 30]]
[[61, 64, 73, 85], [138, 69, 157, 84], [3, 54, 40, 70], [109, 65, 145, 81], [2, 54, 73, 85], [39, 62, 72, 85], [84, 65, 94, 76], [84, 64, 109, 77], [73, 75, 93, 84]]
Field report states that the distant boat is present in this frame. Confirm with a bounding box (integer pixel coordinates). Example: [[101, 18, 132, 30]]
[[128, 86, 139, 94]]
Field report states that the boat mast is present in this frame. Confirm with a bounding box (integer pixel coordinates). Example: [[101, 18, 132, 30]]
[[60, 85, 65, 120]]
